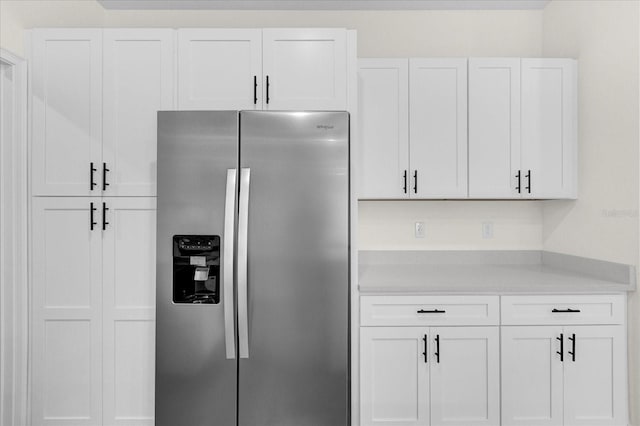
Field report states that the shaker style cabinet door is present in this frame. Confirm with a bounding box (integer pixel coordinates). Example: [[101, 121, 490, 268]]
[[177, 29, 262, 110], [501, 326, 565, 426], [521, 58, 577, 199], [429, 327, 500, 426], [102, 198, 157, 426], [31, 197, 103, 425], [103, 29, 175, 196], [360, 327, 430, 426], [563, 326, 627, 426], [468, 58, 521, 198], [409, 58, 468, 198], [262, 28, 347, 110], [31, 29, 103, 196], [357, 59, 409, 199]]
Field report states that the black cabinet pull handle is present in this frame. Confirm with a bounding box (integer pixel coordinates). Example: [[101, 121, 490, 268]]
[[413, 170, 418, 194], [90, 202, 97, 231], [568, 333, 576, 362], [403, 170, 407, 194], [434, 334, 440, 363], [422, 334, 428, 363], [266, 75, 270, 104], [525, 169, 531, 193], [515, 170, 521, 193], [552, 308, 581, 313], [102, 202, 109, 230], [102, 163, 110, 191], [417, 309, 445, 314], [556, 333, 564, 362], [253, 75, 257, 105], [90, 162, 97, 191]]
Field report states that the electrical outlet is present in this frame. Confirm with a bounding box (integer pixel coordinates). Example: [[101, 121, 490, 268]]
[[415, 222, 426, 238], [482, 222, 494, 239]]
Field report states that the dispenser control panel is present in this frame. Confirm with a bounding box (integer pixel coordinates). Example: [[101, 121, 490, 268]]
[[172, 235, 220, 304]]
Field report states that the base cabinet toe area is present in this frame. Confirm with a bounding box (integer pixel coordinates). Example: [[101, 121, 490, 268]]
[[359, 294, 628, 426]]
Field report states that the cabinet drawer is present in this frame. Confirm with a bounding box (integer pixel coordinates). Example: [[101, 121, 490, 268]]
[[361, 295, 499, 326], [501, 294, 625, 325]]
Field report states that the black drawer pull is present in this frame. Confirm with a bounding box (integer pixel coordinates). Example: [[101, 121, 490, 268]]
[[552, 308, 581, 313], [417, 309, 446, 314]]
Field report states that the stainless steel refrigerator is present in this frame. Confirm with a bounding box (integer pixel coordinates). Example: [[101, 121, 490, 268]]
[[155, 111, 350, 426]]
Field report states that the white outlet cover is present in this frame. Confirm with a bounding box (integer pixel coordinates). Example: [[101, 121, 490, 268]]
[[482, 222, 494, 239], [415, 221, 426, 238]]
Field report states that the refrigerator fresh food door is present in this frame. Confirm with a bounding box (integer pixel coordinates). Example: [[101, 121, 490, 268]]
[[156, 111, 238, 426], [238, 111, 350, 426]]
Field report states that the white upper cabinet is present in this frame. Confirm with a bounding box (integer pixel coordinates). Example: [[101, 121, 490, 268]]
[[178, 28, 348, 111], [103, 29, 175, 196], [468, 58, 521, 198], [521, 58, 577, 199], [263, 28, 347, 110], [409, 58, 468, 198], [358, 57, 577, 199], [177, 29, 262, 110], [357, 59, 409, 199], [31, 29, 103, 196]]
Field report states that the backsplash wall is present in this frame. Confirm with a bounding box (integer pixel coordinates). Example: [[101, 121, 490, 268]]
[[358, 201, 544, 250]]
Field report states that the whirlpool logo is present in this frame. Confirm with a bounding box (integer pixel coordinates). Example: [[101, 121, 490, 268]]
[[316, 124, 334, 130]]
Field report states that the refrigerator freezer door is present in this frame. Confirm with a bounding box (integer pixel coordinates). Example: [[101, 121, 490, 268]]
[[238, 111, 350, 426], [156, 111, 238, 426]]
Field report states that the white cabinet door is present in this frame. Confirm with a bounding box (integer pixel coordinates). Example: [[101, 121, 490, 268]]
[[502, 326, 564, 426], [103, 29, 175, 197], [521, 58, 577, 199], [430, 327, 500, 426], [360, 327, 429, 426], [563, 326, 627, 426], [357, 59, 409, 199], [31, 198, 103, 425], [31, 29, 102, 196], [262, 28, 347, 110], [177, 29, 262, 110], [102, 198, 157, 426], [409, 58, 467, 198], [468, 58, 521, 198]]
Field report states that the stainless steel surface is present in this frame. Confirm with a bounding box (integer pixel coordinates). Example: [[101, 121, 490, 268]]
[[237, 168, 251, 359], [156, 111, 238, 426], [238, 111, 350, 426], [223, 169, 237, 359]]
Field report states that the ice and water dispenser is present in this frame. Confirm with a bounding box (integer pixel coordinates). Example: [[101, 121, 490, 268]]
[[172, 235, 220, 304]]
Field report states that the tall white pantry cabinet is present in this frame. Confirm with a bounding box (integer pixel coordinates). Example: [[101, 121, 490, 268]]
[[28, 27, 353, 426]]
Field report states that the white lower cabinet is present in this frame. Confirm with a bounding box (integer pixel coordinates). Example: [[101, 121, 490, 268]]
[[430, 327, 500, 426], [502, 325, 627, 426], [360, 325, 499, 426], [31, 197, 156, 426], [360, 327, 430, 426], [360, 294, 627, 426]]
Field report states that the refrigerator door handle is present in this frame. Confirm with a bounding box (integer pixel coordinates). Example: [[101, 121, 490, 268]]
[[223, 169, 237, 359], [238, 168, 251, 358]]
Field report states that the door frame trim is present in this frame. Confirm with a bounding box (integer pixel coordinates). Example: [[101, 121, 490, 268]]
[[0, 47, 29, 426]]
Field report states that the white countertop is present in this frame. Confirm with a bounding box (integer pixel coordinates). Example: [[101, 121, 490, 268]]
[[358, 251, 636, 294]]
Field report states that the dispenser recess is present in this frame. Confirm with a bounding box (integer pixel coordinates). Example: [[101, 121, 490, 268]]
[[172, 235, 220, 304]]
